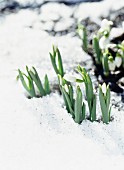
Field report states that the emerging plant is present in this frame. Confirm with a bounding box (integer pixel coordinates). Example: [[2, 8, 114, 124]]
[[18, 66, 50, 98], [18, 67, 36, 98], [77, 24, 88, 52], [117, 40, 124, 68], [49, 45, 64, 77], [102, 51, 109, 76], [78, 19, 124, 77], [58, 75, 85, 124], [77, 65, 96, 122], [93, 35, 102, 64], [99, 83, 111, 124]]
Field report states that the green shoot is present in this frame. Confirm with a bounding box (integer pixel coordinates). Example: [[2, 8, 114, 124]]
[[18, 69, 36, 98], [102, 52, 109, 76], [77, 24, 88, 52], [99, 83, 111, 124], [49, 45, 64, 77], [93, 35, 102, 64], [59, 75, 86, 124], [77, 65, 96, 122], [18, 66, 51, 98]]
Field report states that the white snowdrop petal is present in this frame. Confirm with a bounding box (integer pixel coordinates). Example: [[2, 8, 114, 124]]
[[101, 19, 113, 31], [63, 74, 76, 83], [115, 56, 122, 68], [102, 83, 107, 94], [108, 61, 116, 71], [118, 49, 123, 56], [78, 29, 83, 39], [99, 36, 109, 49], [121, 40, 124, 46], [108, 21, 113, 26], [64, 84, 69, 93]]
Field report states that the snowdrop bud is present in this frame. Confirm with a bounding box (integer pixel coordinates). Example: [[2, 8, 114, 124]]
[[102, 83, 107, 94], [63, 74, 76, 83], [101, 19, 113, 31], [99, 36, 110, 49], [108, 60, 116, 71], [64, 84, 69, 93], [115, 56, 122, 68], [121, 40, 124, 46], [78, 29, 83, 39], [118, 49, 123, 56]]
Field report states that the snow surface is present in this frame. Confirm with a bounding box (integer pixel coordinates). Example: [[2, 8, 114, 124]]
[[0, 0, 124, 170]]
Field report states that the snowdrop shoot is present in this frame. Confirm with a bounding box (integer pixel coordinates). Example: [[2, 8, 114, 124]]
[[18, 68, 36, 98], [77, 65, 96, 122], [18, 66, 50, 98], [59, 75, 86, 124], [77, 24, 88, 52], [99, 83, 111, 124], [49, 45, 64, 77], [102, 52, 109, 76], [93, 35, 102, 64]]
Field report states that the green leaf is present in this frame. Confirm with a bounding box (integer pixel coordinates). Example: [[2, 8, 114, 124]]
[[82, 102, 86, 121], [91, 95, 96, 122], [99, 85, 109, 123], [69, 85, 74, 107], [106, 84, 110, 111], [57, 48, 64, 77], [77, 24, 88, 52], [49, 52, 59, 75], [102, 53, 109, 76], [29, 67, 46, 96], [62, 86, 74, 117], [109, 105, 112, 121], [93, 35, 101, 64], [83, 26, 88, 52], [18, 69, 36, 97], [74, 86, 83, 124], [76, 79, 84, 83], [44, 74, 50, 95]]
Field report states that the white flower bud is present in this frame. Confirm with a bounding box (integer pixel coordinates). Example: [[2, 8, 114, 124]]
[[108, 60, 116, 71], [99, 36, 110, 49], [102, 83, 107, 94], [64, 84, 69, 93], [63, 74, 76, 83], [121, 40, 124, 46], [118, 49, 123, 56], [78, 29, 83, 39], [115, 56, 122, 68], [101, 19, 113, 31]]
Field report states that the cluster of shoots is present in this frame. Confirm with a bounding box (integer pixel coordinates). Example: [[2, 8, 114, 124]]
[[49, 47, 112, 124], [17, 45, 112, 125], [18, 66, 50, 98], [99, 83, 111, 123], [77, 19, 124, 76], [58, 75, 85, 124]]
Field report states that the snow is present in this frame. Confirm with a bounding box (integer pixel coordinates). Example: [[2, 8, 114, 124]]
[[0, 1, 124, 170]]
